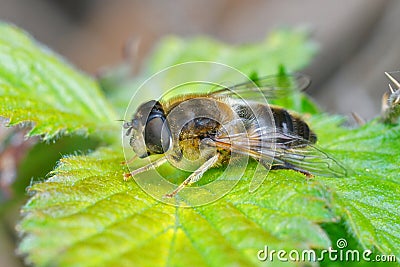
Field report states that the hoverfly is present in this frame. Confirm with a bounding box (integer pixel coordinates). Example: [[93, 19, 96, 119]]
[[123, 73, 346, 198]]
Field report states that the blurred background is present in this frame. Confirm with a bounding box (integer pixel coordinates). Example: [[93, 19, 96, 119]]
[[1, 0, 400, 266]]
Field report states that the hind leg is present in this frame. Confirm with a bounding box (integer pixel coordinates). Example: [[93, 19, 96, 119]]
[[271, 162, 313, 178], [165, 153, 219, 198]]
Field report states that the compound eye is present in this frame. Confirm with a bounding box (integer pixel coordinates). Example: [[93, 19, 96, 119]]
[[144, 117, 171, 154]]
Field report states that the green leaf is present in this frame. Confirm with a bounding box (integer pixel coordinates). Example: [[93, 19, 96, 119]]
[[147, 29, 316, 75], [18, 147, 334, 267], [105, 28, 318, 117], [18, 119, 400, 266], [312, 118, 400, 259], [0, 23, 118, 141]]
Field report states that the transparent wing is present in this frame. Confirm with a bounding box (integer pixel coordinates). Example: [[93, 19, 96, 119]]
[[208, 73, 311, 101], [160, 73, 311, 106], [213, 127, 347, 178], [272, 136, 347, 178]]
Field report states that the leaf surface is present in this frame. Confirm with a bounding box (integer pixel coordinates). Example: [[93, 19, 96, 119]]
[[0, 23, 118, 140], [19, 147, 334, 267]]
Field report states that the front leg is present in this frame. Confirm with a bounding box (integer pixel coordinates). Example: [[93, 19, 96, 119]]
[[165, 153, 219, 198], [124, 156, 168, 181]]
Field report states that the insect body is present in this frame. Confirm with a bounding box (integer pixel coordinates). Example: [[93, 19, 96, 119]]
[[123, 74, 346, 197]]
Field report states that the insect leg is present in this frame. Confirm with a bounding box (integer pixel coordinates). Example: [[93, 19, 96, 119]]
[[165, 153, 219, 198], [271, 162, 313, 178], [124, 156, 168, 181], [121, 154, 138, 165]]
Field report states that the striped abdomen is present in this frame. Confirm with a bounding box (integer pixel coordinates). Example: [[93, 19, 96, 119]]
[[271, 106, 317, 144]]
